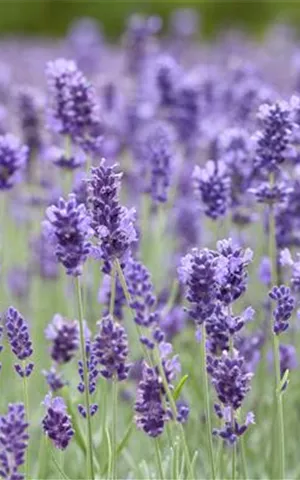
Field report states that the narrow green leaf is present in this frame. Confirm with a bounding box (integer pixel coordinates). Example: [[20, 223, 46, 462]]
[[173, 375, 189, 402], [51, 446, 70, 480], [106, 426, 113, 480]]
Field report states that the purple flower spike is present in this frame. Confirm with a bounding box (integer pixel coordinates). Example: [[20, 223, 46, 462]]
[[45, 314, 79, 364], [0, 134, 28, 190], [213, 405, 255, 445], [138, 121, 175, 203], [43, 366, 67, 392], [193, 161, 231, 220], [135, 363, 167, 438], [178, 248, 220, 324], [216, 238, 253, 305], [88, 160, 137, 272], [49, 146, 85, 171], [46, 58, 102, 152], [269, 285, 295, 335], [125, 257, 156, 327], [42, 394, 74, 450], [254, 100, 295, 173], [6, 307, 33, 378], [207, 351, 253, 410], [93, 316, 130, 381], [0, 403, 29, 480], [77, 347, 98, 395], [15, 85, 43, 154], [44, 193, 93, 276]]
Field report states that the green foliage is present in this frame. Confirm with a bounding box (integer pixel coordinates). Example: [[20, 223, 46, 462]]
[[0, 1, 298, 37]]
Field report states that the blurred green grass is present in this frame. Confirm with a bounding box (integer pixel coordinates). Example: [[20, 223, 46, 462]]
[[1, 0, 300, 37]]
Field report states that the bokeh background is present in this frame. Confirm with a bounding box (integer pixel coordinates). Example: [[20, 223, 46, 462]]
[[1, 1, 300, 37]]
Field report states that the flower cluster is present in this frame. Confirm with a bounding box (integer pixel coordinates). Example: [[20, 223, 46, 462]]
[[138, 121, 175, 203], [0, 134, 28, 190], [42, 394, 74, 450], [44, 194, 92, 276], [193, 161, 231, 219], [269, 285, 295, 335], [45, 314, 79, 364], [93, 315, 130, 381], [88, 160, 137, 272], [0, 403, 29, 480], [6, 307, 34, 377], [46, 58, 102, 151]]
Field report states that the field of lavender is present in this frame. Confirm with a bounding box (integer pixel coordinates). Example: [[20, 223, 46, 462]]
[[2, 12, 300, 480]]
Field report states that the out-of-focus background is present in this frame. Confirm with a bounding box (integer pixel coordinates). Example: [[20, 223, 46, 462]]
[[0, 1, 300, 37]]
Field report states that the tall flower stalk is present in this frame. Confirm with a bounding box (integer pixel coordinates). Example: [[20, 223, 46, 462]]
[[75, 277, 95, 479], [251, 99, 297, 479], [115, 259, 194, 480], [44, 193, 94, 479], [200, 323, 216, 480]]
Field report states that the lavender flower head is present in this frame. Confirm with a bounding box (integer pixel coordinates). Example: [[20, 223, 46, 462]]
[[138, 121, 175, 203], [0, 134, 28, 190], [45, 58, 102, 151], [280, 248, 300, 293], [178, 248, 222, 324], [31, 227, 59, 280], [193, 161, 231, 219], [88, 160, 137, 272], [216, 238, 253, 305], [207, 350, 253, 411], [6, 307, 33, 378], [93, 315, 130, 381], [43, 366, 67, 392], [254, 100, 295, 173], [0, 403, 29, 480], [125, 257, 156, 327], [135, 362, 167, 437], [269, 285, 295, 335], [44, 193, 93, 276], [15, 85, 43, 153], [42, 394, 74, 450], [45, 314, 79, 364]]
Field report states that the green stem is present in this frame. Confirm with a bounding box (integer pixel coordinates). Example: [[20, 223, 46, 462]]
[[75, 277, 95, 480], [51, 445, 70, 480], [268, 186, 285, 480], [111, 378, 118, 480], [109, 263, 118, 480], [154, 438, 164, 480], [240, 436, 248, 480], [201, 323, 216, 480], [232, 441, 236, 480], [109, 261, 117, 318], [22, 362, 30, 480], [115, 259, 194, 480]]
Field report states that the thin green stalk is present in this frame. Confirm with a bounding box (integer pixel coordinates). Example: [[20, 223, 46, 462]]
[[154, 438, 164, 480], [109, 262, 117, 318], [201, 323, 216, 480], [115, 259, 194, 479], [215, 438, 224, 479], [111, 378, 118, 480], [22, 361, 30, 480], [51, 445, 70, 480], [229, 320, 237, 480], [110, 262, 118, 480], [232, 441, 236, 480], [268, 183, 285, 480], [75, 277, 95, 480], [240, 436, 248, 480]]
